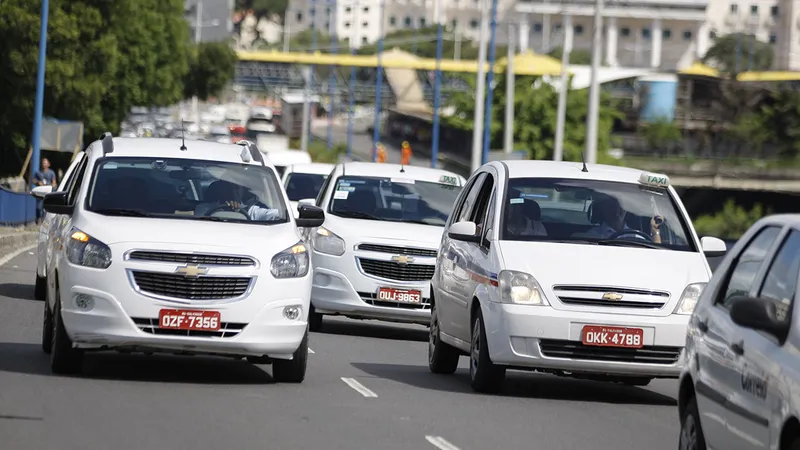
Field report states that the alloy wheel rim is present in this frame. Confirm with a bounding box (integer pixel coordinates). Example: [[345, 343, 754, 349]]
[[470, 320, 480, 379]]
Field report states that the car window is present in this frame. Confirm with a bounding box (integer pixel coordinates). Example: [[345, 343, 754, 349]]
[[316, 169, 335, 206], [455, 173, 486, 224], [285, 172, 328, 201], [66, 157, 89, 205], [58, 153, 85, 191], [719, 226, 782, 308], [758, 229, 800, 323], [327, 175, 462, 226], [84, 156, 289, 225], [501, 177, 697, 251]]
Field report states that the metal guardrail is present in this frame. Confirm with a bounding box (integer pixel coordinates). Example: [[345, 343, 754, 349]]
[[0, 186, 36, 226]]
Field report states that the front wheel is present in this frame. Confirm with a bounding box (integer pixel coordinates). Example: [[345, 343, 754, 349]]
[[308, 305, 323, 332], [50, 289, 84, 375], [428, 302, 459, 374], [34, 274, 46, 301], [678, 394, 707, 450], [469, 308, 505, 393], [272, 328, 309, 383], [41, 301, 53, 354]]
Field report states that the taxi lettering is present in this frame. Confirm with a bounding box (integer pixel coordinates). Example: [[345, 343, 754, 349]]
[[647, 175, 668, 186]]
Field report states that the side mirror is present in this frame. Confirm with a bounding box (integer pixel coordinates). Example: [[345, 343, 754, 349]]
[[729, 295, 790, 341], [296, 204, 324, 228], [701, 236, 727, 258], [298, 198, 316, 207], [42, 191, 74, 215], [448, 220, 480, 243], [30, 185, 53, 198]]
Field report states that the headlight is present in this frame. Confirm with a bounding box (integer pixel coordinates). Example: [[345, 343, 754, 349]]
[[312, 227, 345, 256], [271, 242, 310, 278], [65, 229, 112, 269], [674, 283, 706, 315], [497, 270, 550, 305]]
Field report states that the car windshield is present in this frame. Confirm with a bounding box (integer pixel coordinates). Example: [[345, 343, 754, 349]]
[[85, 157, 289, 225], [285, 172, 328, 201], [328, 175, 462, 226], [501, 177, 696, 252]]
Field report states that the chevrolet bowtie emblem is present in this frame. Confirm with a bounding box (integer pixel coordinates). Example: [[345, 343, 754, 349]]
[[175, 264, 209, 278], [391, 255, 415, 265], [602, 292, 624, 301]]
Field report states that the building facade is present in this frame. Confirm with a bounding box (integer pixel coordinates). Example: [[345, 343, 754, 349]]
[[185, 0, 235, 43]]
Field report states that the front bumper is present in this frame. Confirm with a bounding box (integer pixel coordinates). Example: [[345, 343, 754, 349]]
[[59, 250, 311, 360], [310, 251, 432, 325], [482, 302, 689, 378]]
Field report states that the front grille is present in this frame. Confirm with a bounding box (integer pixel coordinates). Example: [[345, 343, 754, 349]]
[[358, 258, 435, 282], [131, 317, 246, 338], [128, 251, 255, 266], [539, 339, 682, 365], [357, 291, 431, 310], [357, 244, 437, 258], [132, 271, 251, 300], [553, 285, 669, 309]]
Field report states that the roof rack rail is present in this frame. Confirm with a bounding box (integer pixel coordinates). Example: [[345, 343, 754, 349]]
[[100, 132, 114, 155], [236, 140, 266, 167]]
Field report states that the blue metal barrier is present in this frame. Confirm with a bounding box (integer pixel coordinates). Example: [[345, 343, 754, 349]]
[[0, 186, 36, 226]]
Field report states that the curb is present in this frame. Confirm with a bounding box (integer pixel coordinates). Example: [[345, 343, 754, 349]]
[[0, 231, 38, 261]]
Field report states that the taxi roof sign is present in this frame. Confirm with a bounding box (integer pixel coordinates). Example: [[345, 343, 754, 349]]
[[638, 172, 670, 188]]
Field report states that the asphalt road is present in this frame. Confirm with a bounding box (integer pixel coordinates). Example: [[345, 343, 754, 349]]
[[0, 249, 681, 450]]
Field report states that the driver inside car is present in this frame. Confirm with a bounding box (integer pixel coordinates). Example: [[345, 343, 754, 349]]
[[195, 180, 280, 221], [581, 196, 662, 243]]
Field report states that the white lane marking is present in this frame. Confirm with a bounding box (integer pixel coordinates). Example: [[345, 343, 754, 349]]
[[308, 348, 315, 354], [425, 436, 461, 450], [0, 244, 37, 269], [341, 377, 378, 398]]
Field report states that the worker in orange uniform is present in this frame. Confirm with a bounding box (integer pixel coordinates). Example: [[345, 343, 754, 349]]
[[376, 143, 387, 163], [401, 141, 412, 165]]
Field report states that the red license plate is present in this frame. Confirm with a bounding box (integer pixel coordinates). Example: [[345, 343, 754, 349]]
[[158, 309, 221, 331], [377, 287, 421, 304], [581, 325, 644, 348]]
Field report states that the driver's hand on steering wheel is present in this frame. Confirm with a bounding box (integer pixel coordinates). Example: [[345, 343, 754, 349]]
[[650, 215, 663, 243], [225, 200, 242, 209]]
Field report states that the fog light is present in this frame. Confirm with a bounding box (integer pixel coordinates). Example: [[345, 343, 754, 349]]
[[74, 294, 94, 311], [283, 305, 301, 320]]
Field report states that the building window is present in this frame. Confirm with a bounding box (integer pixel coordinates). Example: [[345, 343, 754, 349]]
[[710, 29, 717, 39], [420, 17, 426, 27], [769, 34, 777, 43], [362, 36, 368, 44], [345, 21, 351, 28], [390, 16, 397, 25], [750, 4, 758, 14], [641, 28, 651, 39], [362, 6, 369, 13], [404, 16, 412, 27], [574, 25, 584, 35], [620, 27, 630, 37], [533, 23, 543, 33], [663, 29, 671, 39], [325, 7, 330, 14], [451, 19, 457, 29], [554, 23, 562, 31], [470, 19, 478, 28], [325, 21, 330, 30], [362, 21, 368, 27], [771, 5, 779, 15], [296, 12, 303, 22], [683, 30, 692, 40], [310, 8, 315, 16], [730, 3, 738, 12], [345, 6, 351, 13]]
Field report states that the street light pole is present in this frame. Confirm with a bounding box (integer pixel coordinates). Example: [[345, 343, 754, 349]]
[[470, 0, 490, 172], [480, 0, 499, 165], [192, 0, 203, 122], [503, 23, 515, 154], [30, 0, 50, 185], [584, 0, 604, 164], [370, 0, 386, 161], [430, 0, 444, 168], [553, 14, 572, 161]]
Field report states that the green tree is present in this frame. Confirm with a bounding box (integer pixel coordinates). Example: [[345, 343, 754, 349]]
[[640, 118, 681, 152], [694, 199, 769, 239], [184, 42, 239, 100], [444, 75, 621, 161], [236, 0, 288, 21], [702, 33, 774, 75], [547, 47, 592, 65], [756, 87, 800, 159]]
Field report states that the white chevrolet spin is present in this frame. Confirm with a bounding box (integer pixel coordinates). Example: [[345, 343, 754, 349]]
[[303, 162, 465, 330], [281, 162, 334, 217], [428, 160, 728, 393], [39, 135, 325, 382]]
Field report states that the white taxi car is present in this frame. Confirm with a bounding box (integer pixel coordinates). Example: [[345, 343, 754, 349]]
[[428, 160, 728, 393], [679, 215, 800, 450], [39, 135, 324, 381], [304, 162, 465, 330], [281, 163, 334, 215]]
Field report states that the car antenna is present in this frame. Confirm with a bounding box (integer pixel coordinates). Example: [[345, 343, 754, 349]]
[[400, 161, 405, 173], [179, 119, 187, 151], [580, 149, 588, 172]]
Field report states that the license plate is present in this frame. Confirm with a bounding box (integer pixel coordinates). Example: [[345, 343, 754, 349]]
[[581, 325, 644, 348], [377, 287, 421, 304], [158, 309, 221, 331]]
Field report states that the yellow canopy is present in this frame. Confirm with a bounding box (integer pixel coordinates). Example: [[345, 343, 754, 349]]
[[497, 50, 565, 76], [737, 71, 800, 82], [678, 62, 720, 78]]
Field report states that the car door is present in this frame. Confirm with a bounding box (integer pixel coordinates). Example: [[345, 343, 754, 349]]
[[725, 228, 800, 449], [693, 224, 783, 450], [438, 172, 486, 338], [39, 152, 85, 276]]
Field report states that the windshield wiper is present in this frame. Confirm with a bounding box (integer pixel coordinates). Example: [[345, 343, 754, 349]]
[[333, 211, 382, 221], [91, 208, 153, 217], [597, 239, 662, 249]]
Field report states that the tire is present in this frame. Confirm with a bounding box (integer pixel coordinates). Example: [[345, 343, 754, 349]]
[[308, 304, 323, 332], [246, 355, 270, 364], [679, 394, 707, 450], [622, 377, 652, 387], [34, 274, 46, 301], [469, 308, 505, 393], [428, 301, 459, 374], [41, 301, 53, 354], [788, 438, 800, 450], [50, 288, 84, 375], [272, 328, 309, 383]]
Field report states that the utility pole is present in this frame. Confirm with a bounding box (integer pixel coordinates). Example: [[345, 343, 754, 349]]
[[553, 14, 572, 161], [584, 0, 604, 164], [470, 0, 490, 172], [371, 0, 387, 161], [431, 0, 444, 167], [480, 0, 499, 165], [30, 0, 50, 186], [503, 22, 515, 154]]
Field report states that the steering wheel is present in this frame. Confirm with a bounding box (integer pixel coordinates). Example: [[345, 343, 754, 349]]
[[206, 203, 250, 220], [608, 229, 654, 242]]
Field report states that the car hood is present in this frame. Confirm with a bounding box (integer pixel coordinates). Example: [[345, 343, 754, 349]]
[[325, 214, 444, 249]]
